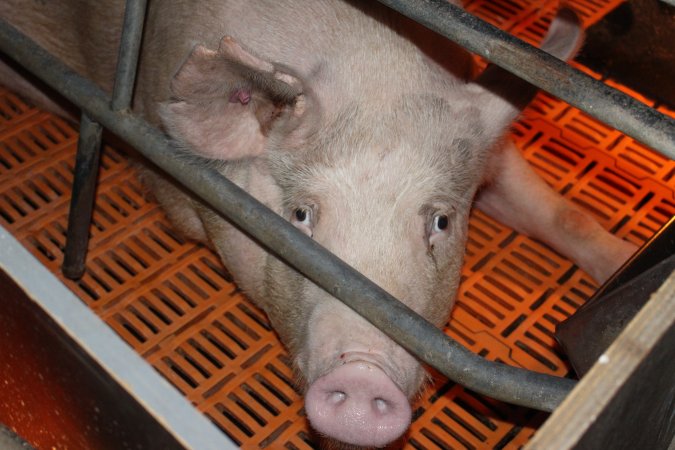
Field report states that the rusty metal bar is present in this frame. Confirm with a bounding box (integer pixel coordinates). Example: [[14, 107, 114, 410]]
[[0, 18, 577, 412], [376, 0, 675, 159]]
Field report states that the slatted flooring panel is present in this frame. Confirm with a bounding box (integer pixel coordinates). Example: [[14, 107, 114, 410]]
[[1, 0, 673, 448]]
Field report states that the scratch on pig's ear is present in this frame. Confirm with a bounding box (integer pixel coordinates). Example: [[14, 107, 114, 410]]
[[246, 66, 303, 104]]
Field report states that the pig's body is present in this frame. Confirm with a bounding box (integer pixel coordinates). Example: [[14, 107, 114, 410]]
[[0, 1, 636, 447]]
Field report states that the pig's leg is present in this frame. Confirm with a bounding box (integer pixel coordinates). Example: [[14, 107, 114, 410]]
[[476, 140, 637, 284], [139, 168, 208, 243]]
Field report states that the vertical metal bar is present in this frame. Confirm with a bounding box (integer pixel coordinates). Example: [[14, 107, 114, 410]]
[[62, 114, 103, 279], [111, 0, 147, 112], [62, 0, 147, 279]]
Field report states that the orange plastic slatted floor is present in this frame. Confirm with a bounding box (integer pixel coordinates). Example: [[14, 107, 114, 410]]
[[1, 0, 674, 448]]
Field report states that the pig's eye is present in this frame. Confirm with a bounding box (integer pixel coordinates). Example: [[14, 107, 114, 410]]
[[295, 208, 308, 222], [427, 213, 450, 252], [427, 210, 452, 252], [291, 207, 314, 237], [432, 214, 449, 234]]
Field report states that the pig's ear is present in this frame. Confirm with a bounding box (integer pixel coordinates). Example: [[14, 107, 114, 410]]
[[466, 9, 583, 138], [160, 36, 306, 160]]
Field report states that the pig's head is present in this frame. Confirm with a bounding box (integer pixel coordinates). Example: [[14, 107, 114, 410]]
[[160, 11, 581, 448]]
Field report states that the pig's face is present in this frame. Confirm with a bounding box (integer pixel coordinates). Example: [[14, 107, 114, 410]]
[[160, 40, 502, 447], [159, 17, 580, 442], [258, 97, 488, 446]]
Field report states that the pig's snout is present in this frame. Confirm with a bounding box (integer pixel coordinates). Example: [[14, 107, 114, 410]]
[[305, 360, 411, 447]]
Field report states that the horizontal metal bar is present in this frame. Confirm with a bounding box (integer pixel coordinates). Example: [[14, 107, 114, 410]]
[[376, 0, 675, 159], [0, 18, 576, 412]]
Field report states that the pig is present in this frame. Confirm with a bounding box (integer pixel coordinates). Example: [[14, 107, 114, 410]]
[[0, 1, 637, 447]]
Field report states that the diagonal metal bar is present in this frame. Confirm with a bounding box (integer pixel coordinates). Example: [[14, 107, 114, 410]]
[[376, 0, 675, 159], [0, 18, 576, 412]]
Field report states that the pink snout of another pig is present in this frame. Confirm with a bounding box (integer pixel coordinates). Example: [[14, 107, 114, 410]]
[[305, 359, 412, 447]]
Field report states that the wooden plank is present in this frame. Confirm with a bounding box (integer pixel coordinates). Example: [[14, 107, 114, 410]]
[[526, 270, 675, 450]]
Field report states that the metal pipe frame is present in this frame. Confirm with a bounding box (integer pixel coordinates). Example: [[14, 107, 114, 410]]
[[61, 114, 103, 279], [4, 0, 673, 418], [375, 0, 675, 159], [111, 0, 147, 113], [0, 17, 577, 413], [62, 0, 147, 279]]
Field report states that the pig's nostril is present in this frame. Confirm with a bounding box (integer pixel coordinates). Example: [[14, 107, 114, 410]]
[[373, 397, 389, 413], [328, 391, 346, 404], [305, 361, 411, 447]]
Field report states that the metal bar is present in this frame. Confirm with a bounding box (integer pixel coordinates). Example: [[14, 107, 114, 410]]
[[111, 0, 147, 111], [376, 0, 675, 159], [0, 19, 577, 412], [61, 0, 147, 279], [0, 424, 35, 450], [1, 228, 239, 450], [61, 114, 103, 279]]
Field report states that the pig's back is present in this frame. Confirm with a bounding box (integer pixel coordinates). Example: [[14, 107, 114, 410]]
[[137, 0, 473, 122], [0, 0, 473, 122], [0, 0, 126, 97]]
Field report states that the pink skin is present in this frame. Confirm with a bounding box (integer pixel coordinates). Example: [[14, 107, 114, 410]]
[[305, 355, 412, 447], [229, 88, 251, 104], [0, 2, 613, 447]]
